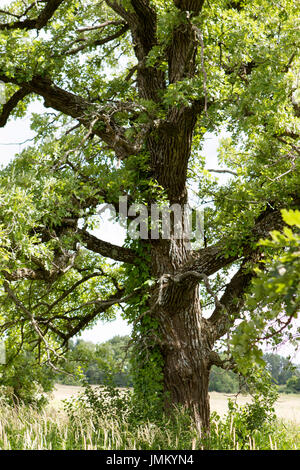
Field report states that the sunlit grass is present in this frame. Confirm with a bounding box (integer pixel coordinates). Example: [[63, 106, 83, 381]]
[[0, 401, 299, 450]]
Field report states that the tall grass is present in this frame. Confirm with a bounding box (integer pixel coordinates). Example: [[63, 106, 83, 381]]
[[0, 402, 299, 450]]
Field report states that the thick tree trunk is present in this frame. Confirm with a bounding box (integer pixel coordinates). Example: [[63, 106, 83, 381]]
[[159, 297, 211, 431], [150, 239, 213, 431], [140, 1, 212, 426]]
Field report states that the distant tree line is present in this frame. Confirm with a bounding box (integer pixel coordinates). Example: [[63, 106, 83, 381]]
[[1, 336, 300, 407], [57, 337, 300, 394], [209, 353, 300, 394], [57, 336, 133, 388]]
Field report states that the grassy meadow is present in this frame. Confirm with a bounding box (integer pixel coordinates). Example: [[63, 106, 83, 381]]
[[0, 384, 299, 450]]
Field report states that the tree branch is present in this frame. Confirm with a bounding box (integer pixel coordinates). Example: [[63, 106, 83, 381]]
[[173, 0, 205, 12], [0, 88, 31, 127], [207, 168, 238, 176], [208, 350, 237, 371], [78, 229, 139, 264], [61, 287, 143, 341], [208, 256, 259, 341], [0, 74, 140, 159], [1, 268, 47, 282], [104, 1, 131, 23], [39, 272, 105, 312], [0, 0, 64, 31], [77, 20, 125, 33], [3, 280, 62, 366], [182, 205, 286, 280], [105, 0, 165, 102], [167, 15, 198, 84], [63, 23, 129, 56], [1, 247, 80, 284]]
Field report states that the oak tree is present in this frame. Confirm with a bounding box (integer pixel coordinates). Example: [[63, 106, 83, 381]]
[[0, 0, 299, 429]]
